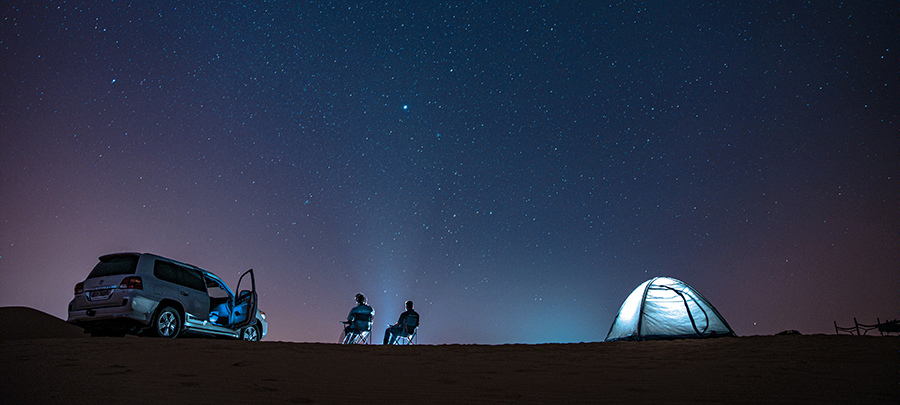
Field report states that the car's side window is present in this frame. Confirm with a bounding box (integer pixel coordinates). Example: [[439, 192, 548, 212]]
[[180, 268, 206, 292], [206, 278, 230, 299], [153, 261, 207, 292], [153, 261, 180, 285]]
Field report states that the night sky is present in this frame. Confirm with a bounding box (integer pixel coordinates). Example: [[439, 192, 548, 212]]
[[1, 1, 896, 344]]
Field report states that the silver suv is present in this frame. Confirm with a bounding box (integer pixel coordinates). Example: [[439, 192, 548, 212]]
[[67, 253, 267, 341]]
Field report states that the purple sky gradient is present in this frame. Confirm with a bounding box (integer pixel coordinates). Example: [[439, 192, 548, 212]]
[[1, 1, 896, 343]]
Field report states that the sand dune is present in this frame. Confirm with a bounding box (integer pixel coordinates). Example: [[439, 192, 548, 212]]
[[0, 307, 896, 404], [0, 307, 87, 340]]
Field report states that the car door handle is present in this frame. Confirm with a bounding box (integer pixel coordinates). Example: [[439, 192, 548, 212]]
[[180, 291, 189, 296]]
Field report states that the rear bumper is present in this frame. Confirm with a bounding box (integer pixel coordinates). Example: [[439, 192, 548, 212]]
[[67, 296, 157, 329]]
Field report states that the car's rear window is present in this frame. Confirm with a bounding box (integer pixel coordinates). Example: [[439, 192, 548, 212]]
[[88, 255, 139, 278]]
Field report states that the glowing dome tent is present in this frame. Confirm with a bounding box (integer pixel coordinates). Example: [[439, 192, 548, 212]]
[[606, 277, 735, 341]]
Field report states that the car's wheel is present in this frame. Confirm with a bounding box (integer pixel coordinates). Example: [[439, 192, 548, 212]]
[[153, 306, 182, 338], [242, 324, 260, 341]]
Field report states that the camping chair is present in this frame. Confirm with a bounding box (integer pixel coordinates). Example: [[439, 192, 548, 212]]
[[394, 326, 417, 345], [834, 317, 900, 336], [341, 313, 373, 344], [343, 329, 371, 344], [391, 313, 419, 345]]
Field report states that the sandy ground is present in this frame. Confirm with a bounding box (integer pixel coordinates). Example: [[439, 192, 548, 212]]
[[0, 306, 896, 404]]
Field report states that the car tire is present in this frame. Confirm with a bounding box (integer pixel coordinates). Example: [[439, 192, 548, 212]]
[[153, 306, 182, 338], [241, 324, 260, 341]]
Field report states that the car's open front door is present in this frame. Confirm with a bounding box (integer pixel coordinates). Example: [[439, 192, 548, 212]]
[[231, 269, 258, 330]]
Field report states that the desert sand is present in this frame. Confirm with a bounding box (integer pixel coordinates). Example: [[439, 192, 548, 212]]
[[0, 306, 896, 404]]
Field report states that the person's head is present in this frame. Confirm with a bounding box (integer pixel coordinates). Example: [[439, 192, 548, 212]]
[[355, 293, 366, 305], [405, 300, 414, 310]]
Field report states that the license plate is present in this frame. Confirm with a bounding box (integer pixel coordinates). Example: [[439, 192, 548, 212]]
[[89, 290, 112, 300]]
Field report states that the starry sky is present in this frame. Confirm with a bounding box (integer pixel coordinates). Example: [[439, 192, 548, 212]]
[[1, 1, 896, 344]]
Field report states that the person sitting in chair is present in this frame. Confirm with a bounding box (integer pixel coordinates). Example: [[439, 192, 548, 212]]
[[342, 293, 374, 342], [383, 300, 419, 345]]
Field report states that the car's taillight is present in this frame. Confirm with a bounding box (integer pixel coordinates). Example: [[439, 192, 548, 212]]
[[119, 276, 143, 290], [74, 282, 84, 295]]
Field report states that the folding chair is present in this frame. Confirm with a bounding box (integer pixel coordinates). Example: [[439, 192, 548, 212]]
[[394, 327, 417, 345], [391, 313, 419, 345], [341, 313, 373, 344], [342, 329, 371, 344]]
